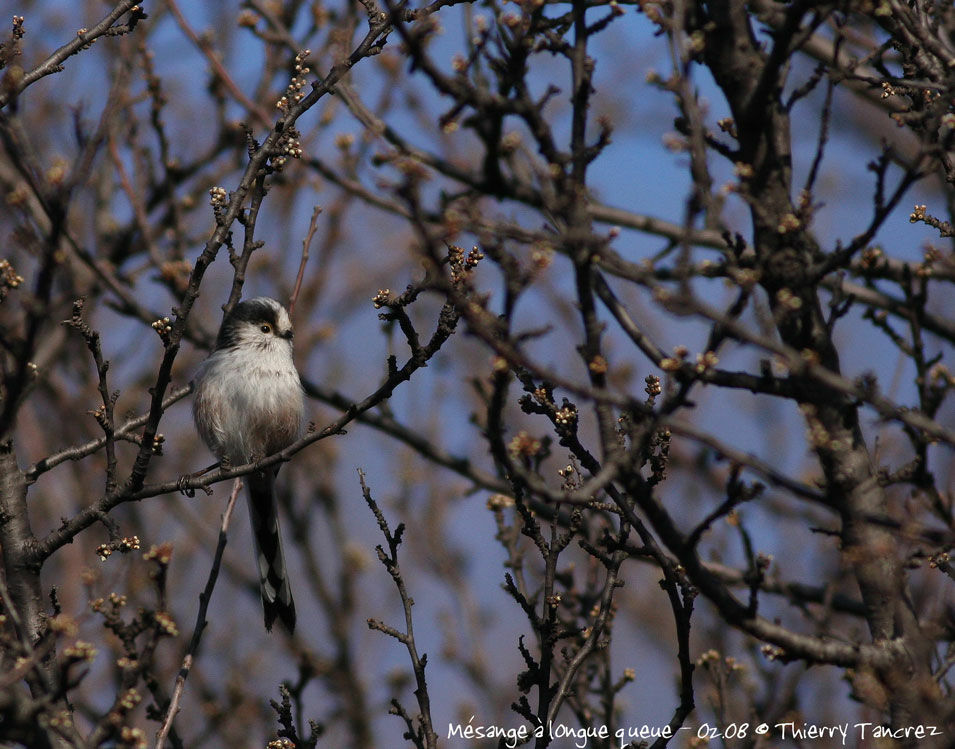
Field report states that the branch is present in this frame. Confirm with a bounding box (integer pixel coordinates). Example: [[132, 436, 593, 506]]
[[25, 386, 192, 484], [155, 479, 242, 749], [288, 205, 321, 317], [0, 1, 146, 110], [360, 471, 437, 749]]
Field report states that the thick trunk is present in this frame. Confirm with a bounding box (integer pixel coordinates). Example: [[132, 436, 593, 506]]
[[0, 440, 75, 746]]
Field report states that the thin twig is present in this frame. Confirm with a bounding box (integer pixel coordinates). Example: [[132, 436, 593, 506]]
[[360, 471, 437, 749], [0, 1, 145, 109], [155, 479, 242, 749], [25, 385, 192, 483], [289, 205, 322, 317]]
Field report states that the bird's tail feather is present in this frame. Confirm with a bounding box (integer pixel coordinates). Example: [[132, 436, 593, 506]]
[[246, 470, 296, 633]]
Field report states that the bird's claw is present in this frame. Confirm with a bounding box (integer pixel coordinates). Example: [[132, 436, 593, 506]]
[[178, 462, 219, 497], [177, 475, 196, 497]]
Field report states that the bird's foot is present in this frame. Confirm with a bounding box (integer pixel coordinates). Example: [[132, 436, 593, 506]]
[[178, 462, 220, 497]]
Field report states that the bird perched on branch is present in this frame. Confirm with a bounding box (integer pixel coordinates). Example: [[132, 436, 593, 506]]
[[192, 297, 304, 633]]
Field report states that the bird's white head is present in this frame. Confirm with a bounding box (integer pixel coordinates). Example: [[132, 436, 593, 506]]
[[215, 297, 294, 353]]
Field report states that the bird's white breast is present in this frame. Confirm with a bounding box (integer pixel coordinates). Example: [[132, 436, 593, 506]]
[[193, 342, 304, 465]]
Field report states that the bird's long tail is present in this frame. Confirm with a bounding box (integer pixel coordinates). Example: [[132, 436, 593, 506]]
[[246, 470, 296, 633]]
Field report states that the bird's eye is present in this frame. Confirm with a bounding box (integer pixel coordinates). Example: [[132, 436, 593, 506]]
[[260, 324, 272, 334]]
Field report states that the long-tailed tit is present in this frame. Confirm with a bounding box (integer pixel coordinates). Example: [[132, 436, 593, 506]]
[[192, 297, 304, 632]]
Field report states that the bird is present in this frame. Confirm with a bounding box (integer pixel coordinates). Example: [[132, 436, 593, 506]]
[[192, 297, 304, 633]]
